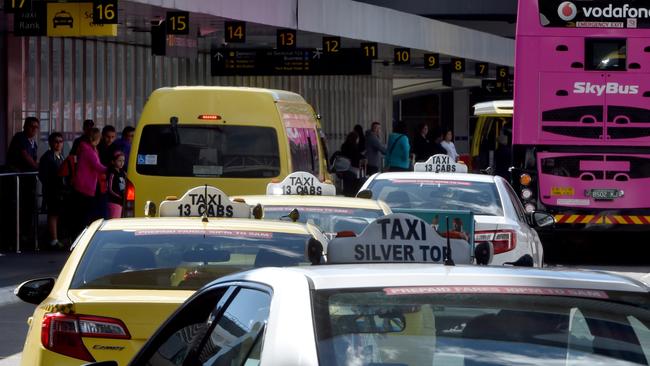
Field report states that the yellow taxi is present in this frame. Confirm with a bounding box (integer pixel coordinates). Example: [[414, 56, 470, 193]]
[[236, 171, 392, 238], [126, 86, 331, 217], [15, 186, 327, 366]]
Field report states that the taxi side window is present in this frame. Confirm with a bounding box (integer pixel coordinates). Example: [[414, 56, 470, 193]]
[[197, 287, 271, 366], [137, 286, 232, 366], [503, 182, 527, 223]]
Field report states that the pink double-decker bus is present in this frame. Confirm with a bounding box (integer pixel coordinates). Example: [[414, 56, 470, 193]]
[[513, 0, 650, 229]]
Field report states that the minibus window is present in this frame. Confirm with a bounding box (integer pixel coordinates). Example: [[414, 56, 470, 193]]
[[287, 127, 320, 176], [136, 125, 280, 178]]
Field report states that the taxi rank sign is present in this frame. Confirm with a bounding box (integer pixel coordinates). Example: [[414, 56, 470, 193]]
[[211, 48, 372, 76], [414, 154, 468, 173], [327, 213, 473, 264]]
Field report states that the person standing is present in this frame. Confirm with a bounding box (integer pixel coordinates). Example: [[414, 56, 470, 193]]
[[364, 122, 386, 175], [441, 129, 459, 162], [340, 131, 366, 196], [353, 124, 366, 155], [71, 128, 106, 236], [107, 151, 126, 219], [429, 126, 448, 156], [412, 122, 433, 162], [113, 126, 135, 171], [39, 132, 65, 249], [7, 117, 40, 245], [70, 119, 95, 156], [98, 125, 117, 166], [384, 121, 411, 172]]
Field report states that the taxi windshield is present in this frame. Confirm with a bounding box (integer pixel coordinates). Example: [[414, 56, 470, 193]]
[[136, 125, 280, 178], [70, 230, 311, 290], [314, 288, 650, 366], [262, 206, 383, 236], [366, 179, 503, 216]]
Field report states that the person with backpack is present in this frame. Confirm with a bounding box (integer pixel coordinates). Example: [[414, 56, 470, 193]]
[[384, 121, 411, 172]]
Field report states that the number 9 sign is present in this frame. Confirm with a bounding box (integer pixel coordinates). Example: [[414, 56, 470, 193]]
[[424, 53, 439, 69]]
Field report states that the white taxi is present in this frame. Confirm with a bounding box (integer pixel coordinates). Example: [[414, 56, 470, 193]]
[[86, 213, 650, 366], [16, 186, 326, 366], [237, 172, 391, 238], [359, 154, 554, 267]]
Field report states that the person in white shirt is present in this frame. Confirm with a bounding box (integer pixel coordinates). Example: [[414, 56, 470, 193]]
[[440, 129, 459, 162]]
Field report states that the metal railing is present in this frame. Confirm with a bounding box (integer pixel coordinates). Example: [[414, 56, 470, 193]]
[[0, 171, 39, 254]]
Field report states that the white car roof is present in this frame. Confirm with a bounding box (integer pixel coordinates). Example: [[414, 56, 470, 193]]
[[370, 172, 498, 184], [215, 264, 649, 294], [473, 100, 514, 116]]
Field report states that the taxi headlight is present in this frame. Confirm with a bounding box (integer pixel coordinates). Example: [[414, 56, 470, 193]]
[[520, 173, 532, 186], [521, 188, 533, 200], [524, 203, 536, 213]]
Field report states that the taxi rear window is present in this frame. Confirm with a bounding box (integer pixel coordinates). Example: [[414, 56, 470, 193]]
[[313, 288, 650, 366], [70, 230, 311, 290], [136, 125, 280, 178], [262, 206, 383, 236], [366, 179, 503, 216]]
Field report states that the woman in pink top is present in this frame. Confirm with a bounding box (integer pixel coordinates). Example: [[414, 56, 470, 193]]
[[71, 128, 106, 236]]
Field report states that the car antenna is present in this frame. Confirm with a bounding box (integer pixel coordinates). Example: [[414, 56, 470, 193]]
[[201, 184, 209, 223], [444, 216, 454, 266]]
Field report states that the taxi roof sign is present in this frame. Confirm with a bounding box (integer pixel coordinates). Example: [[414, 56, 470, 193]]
[[266, 171, 336, 196], [159, 185, 252, 218], [414, 154, 467, 173], [326, 213, 473, 264]]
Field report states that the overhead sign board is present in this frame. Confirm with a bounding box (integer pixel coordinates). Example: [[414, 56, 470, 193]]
[[224, 21, 245, 43], [394, 48, 411, 65], [92, 0, 117, 25], [46, 2, 117, 37], [211, 48, 372, 76], [482, 78, 513, 94], [13, 0, 47, 36]]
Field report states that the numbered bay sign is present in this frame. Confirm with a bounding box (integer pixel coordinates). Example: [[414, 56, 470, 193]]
[[414, 154, 468, 173], [159, 186, 251, 218], [327, 213, 472, 264], [266, 172, 336, 196]]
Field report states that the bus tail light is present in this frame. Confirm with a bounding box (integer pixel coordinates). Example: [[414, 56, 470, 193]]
[[41, 313, 130, 362], [125, 179, 135, 217], [520, 174, 532, 186], [474, 230, 516, 254]]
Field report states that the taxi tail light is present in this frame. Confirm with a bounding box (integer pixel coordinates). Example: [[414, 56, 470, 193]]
[[124, 179, 135, 217], [41, 313, 130, 362], [474, 230, 516, 254]]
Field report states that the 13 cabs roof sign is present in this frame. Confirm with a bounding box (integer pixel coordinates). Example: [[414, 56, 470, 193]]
[[159, 186, 252, 218], [326, 213, 473, 264], [266, 171, 336, 196], [414, 154, 468, 173]]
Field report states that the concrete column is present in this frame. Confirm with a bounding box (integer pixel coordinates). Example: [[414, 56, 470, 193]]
[[453, 88, 470, 155]]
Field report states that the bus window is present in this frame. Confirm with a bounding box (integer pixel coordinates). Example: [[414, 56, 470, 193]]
[[287, 127, 320, 176], [585, 38, 626, 71]]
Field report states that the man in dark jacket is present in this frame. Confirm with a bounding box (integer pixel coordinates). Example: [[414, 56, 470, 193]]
[[39, 132, 65, 249], [364, 122, 387, 175], [7, 116, 40, 246]]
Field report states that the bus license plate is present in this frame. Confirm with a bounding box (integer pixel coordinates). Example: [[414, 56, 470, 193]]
[[588, 189, 622, 200]]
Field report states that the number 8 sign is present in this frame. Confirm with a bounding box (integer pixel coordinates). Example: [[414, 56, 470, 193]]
[[451, 58, 465, 73]]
